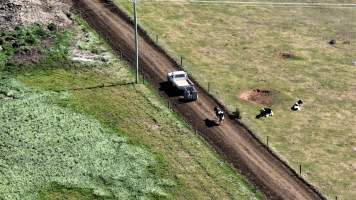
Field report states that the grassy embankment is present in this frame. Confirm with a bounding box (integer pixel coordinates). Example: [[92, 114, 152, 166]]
[[117, 1, 356, 199], [0, 17, 262, 199]]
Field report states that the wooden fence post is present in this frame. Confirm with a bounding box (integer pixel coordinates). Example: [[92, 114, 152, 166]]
[[299, 165, 302, 175]]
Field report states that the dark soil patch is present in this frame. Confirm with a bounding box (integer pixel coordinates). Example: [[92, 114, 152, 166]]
[[278, 52, 295, 59], [239, 89, 273, 106], [11, 48, 43, 65]]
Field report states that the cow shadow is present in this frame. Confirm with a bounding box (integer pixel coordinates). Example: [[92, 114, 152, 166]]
[[256, 113, 264, 119], [256, 109, 267, 119], [159, 81, 182, 97], [179, 98, 196, 103], [204, 118, 218, 127]]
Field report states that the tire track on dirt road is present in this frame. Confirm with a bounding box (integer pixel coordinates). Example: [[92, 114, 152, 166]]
[[73, 0, 327, 199]]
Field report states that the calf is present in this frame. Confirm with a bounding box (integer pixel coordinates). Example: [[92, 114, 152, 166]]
[[291, 99, 304, 111], [256, 108, 273, 119]]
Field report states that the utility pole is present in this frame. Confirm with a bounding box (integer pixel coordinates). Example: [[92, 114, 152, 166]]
[[133, 0, 139, 84]]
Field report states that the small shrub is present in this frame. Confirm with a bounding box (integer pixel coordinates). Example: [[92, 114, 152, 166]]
[[11, 33, 17, 38], [232, 108, 242, 119], [12, 41, 20, 48], [33, 26, 47, 37], [25, 35, 36, 45], [5, 50, 12, 56], [47, 23, 57, 32], [5, 36, 14, 41], [5, 62, 14, 67], [90, 48, 99, 54], [329, 39, 336, 45], [21, 47, 31, 53], [65, 12, 72, 19]]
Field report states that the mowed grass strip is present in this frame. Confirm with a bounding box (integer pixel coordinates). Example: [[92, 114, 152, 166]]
[[0, 78, 168, 199], [116, 1, 356, 199], [7, 18, 263, 199]]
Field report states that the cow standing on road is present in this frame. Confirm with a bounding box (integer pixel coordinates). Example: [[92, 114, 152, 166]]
[[214, 106, 225, 125]]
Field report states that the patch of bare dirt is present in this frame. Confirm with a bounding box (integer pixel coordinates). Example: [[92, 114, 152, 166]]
[[0, 0, 73, 32], [71, 49, 113, 63], [7, 38, 53, 65], [12, 48, 43, 65], [239, 89, 273, 106], [278, 52, 295, 59]]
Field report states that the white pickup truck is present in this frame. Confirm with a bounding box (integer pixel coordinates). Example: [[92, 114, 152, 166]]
[[167, 71, 198, 101]]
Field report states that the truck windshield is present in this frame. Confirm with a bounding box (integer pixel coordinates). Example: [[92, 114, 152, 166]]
[[175, 74, 186, 78]]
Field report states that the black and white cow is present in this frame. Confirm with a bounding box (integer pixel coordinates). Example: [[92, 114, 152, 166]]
[[214, 106, 225, 125], [291, 99, 304, 111], [256, 108, 273, 119]]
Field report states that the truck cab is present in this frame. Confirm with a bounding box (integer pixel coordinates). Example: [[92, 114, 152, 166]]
[[167, 71, 190, 89], [167, 71, 198, 101]]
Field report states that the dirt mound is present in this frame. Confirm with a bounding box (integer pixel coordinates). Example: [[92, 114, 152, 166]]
[[0, 0, 73, 32], [239, 89, 273, 105]]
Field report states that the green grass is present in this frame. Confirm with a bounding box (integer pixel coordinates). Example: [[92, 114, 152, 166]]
[[20, 66, 262, 199], [116, 1, 356, 199], [0, 16, 262, 199], [0, 78, 168, 199], [0, 23, 73, 74], [0, 24, 47, 64]]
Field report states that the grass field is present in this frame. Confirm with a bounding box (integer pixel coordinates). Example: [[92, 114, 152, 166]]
[[0, 78, 169, 199], [0, 16, 262, 199], [117, 1, 356, 199]]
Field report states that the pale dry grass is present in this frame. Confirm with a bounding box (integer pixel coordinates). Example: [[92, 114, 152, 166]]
[[117, 1, 356, 199]]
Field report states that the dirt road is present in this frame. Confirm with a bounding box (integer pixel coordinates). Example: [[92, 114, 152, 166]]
[[73, 1, 326, 199]]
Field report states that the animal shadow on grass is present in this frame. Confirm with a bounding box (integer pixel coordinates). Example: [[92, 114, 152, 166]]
[[256, 113, 264, 119], [204, 118, 218, 127], [159, 81, 182, 97]]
